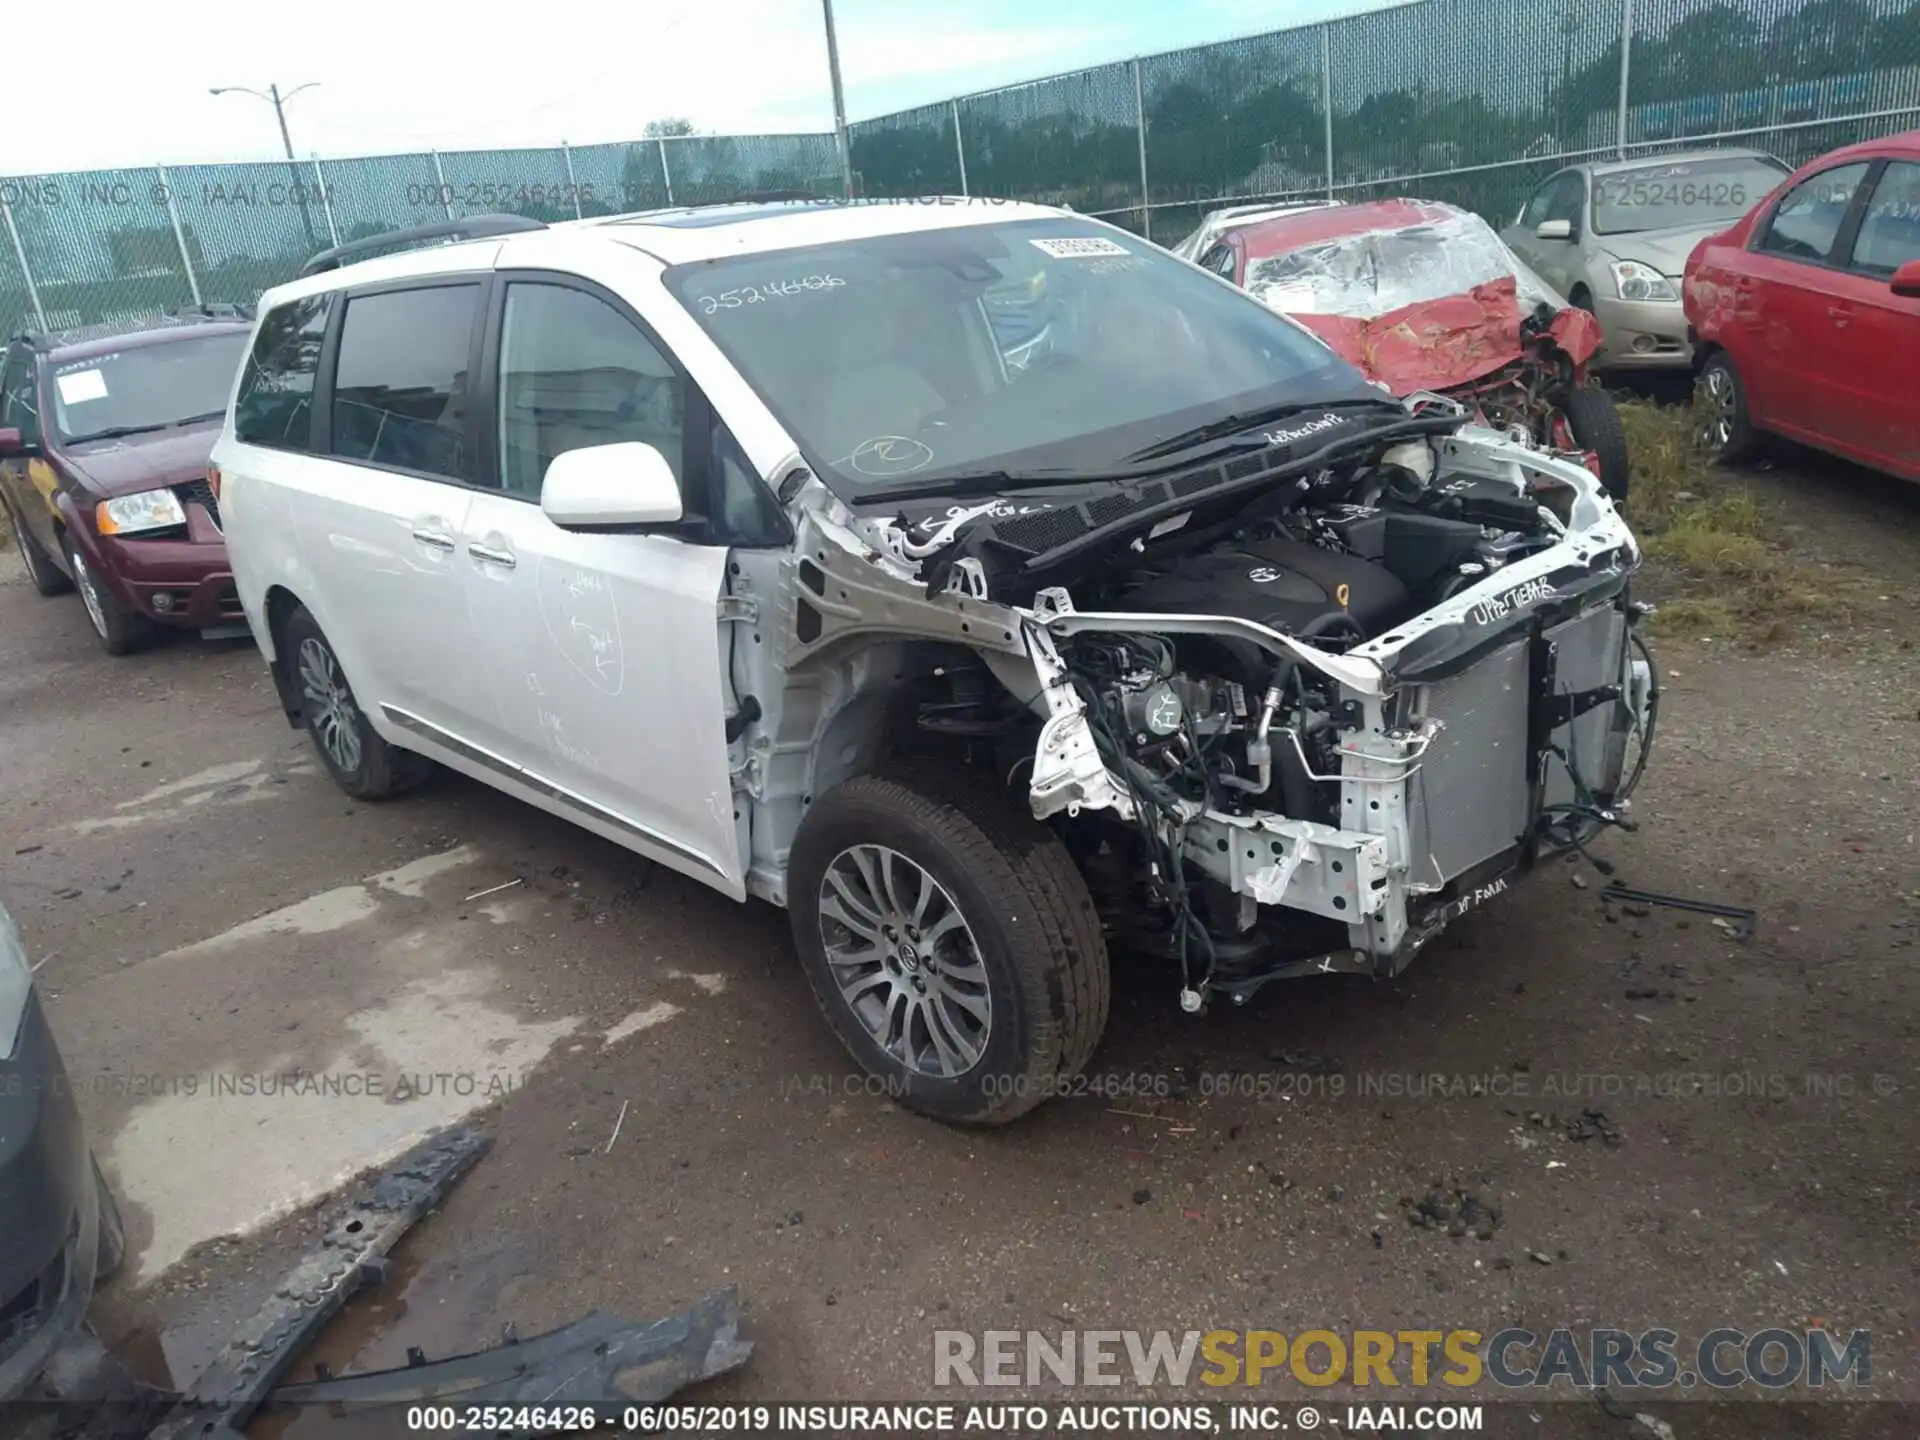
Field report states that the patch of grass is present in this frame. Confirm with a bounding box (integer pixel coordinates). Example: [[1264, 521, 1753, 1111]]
[[1612, 399, 1849, 645]]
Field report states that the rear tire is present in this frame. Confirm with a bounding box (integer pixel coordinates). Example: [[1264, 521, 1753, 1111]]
[[9, 505, 71, 597], [786, 767, 1110, 1126], [62, 534, 153, 656], [1694, 350, 1763, 465], [1560, 386, 1631, 502], [282, 605, 434, 800]]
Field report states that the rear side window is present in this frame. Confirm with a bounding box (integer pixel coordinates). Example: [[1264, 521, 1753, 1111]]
[[328, 285, 480, 481], [235, 296, 330, 449]]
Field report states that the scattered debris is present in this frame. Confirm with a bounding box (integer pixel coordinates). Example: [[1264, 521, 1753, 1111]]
[[1599, 882, 1756, 938], [1132, 1188, 1152, 1205], [1565, 1109, 1624, 1145], [1528, 1249, 1555, 1265], [1773, 1259, 1788, 1276], [266, 1291, 752, 1417], [146, 1126, 493, 1440], [463, 877, 525, 902], [1270, 1050, 1341, 1074], [1407, 1184, 1499, 1240], [605, 1099, 629, 1154]]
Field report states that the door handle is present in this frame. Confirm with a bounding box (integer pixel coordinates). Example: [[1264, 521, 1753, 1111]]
[[468, 542, 517, 569], [411, 526, 456, 551], [1826, 304, 1852, 325]]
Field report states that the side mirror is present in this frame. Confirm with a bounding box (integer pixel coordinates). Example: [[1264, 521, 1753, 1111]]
[[0, 426, 31, 458], [539, 441, 684, 531], [1535, 219, 1574, 242], [1892, 259, 1920, 299]]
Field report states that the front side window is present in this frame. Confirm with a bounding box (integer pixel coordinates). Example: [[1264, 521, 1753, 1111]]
[[495, 282, 684, 500], [49, 331, 250, 444], [1, 355, 40, 445], [1758, 162, 1872, 263], [663, 216, 1374, 496], [235, 295, 330, 449], [1594, 156, 1789, 237], [1850, 161, 1920, 276], [327, 285, 479, 480], [1523, 172, 1583, 229]]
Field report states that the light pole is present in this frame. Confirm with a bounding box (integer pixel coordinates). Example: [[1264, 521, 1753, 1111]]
[[820, 0, 853, 198], [210, 82, 321, 250]]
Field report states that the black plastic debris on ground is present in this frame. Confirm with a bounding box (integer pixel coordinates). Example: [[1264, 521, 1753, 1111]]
[[261, 1290, 753, 1436]]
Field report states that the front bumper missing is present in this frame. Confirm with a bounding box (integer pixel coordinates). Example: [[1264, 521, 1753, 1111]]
[[1026, 589, 1652, 988]]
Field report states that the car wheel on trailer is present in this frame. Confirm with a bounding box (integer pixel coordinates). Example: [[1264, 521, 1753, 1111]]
[[1560, 386, 1631, 502], [1694, 350, 1763, 465], [282, 604, 434, 800], [61, 533, 153, 656], [9, 506, 71, 597], [786, 767, 1111, 1126]]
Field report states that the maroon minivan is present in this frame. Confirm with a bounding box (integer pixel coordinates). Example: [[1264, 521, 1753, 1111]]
[[1, 313, 253, 655]]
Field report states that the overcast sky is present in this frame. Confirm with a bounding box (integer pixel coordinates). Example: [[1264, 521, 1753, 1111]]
[[1, 0, 1402, 175]]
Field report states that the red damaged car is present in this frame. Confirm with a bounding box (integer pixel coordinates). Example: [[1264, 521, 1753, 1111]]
[[1, 312, 251, 655], [1192, 199, 1630, 499]]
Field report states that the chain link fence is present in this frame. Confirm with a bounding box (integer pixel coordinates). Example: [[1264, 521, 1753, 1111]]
[[0, 134, 843, 336], [851, 0, 1920, 244], [6, 0, 1920, 334]]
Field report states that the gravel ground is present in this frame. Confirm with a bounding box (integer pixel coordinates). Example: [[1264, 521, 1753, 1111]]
[[1, 448, 1914, 1437]]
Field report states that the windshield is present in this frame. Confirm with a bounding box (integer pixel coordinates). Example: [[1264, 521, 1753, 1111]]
[[1246, 206, 1565, 318], [1592, 157, 1788, 236], [663, 216, 1378, 494], [51, 331, 250, 442]]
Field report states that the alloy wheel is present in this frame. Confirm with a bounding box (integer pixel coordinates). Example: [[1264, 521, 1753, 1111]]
[[816, 844, 992, 1078], [69, 547, 110, 640], [298, 636, 364, 774], [1696, 365, 1737, 451]]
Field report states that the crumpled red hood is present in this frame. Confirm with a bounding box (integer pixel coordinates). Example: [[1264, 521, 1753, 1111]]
[[1287, 276, 1602, 397]]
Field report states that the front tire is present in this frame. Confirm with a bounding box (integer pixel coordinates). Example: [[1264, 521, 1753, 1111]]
[[9, 506, 71, 597], [62, 534, 153, 656], [1560, 386, 1631, 502], [787, 768, 1111, 1126], [282, 605, 433, 800], [1694, 350, 1763, 464]]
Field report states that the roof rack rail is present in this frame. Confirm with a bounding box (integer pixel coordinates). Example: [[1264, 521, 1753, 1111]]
[[298, 213, 547, 278]]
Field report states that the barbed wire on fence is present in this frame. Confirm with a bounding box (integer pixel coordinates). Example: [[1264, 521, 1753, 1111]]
[[5, 0, 1920, 334]]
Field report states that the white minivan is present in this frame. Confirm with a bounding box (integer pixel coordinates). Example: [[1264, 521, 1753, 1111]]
[[214, 201, 1654, 1125]]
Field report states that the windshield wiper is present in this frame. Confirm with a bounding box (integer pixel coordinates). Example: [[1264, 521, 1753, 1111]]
[[65, 422, 173, 443], [859, 467, 1093, 505], [1126, 397, 1403, 464]]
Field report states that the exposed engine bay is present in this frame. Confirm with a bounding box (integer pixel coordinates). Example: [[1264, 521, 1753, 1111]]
[[748, 411, 1658, 1005]]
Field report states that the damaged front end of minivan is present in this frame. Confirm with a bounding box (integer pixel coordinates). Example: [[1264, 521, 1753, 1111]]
[[735, 405, 1657, 1010]]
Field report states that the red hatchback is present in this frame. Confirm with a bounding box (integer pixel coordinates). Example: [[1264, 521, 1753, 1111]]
[[1684, 130, 1920, 482]]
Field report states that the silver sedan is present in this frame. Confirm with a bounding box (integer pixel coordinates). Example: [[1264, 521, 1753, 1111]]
[[1501, 148, 1790, 369]]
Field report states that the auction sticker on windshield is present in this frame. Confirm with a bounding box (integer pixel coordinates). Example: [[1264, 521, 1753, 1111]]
[[55, 369, 109, 404], [1029, 236, 1131, 258]]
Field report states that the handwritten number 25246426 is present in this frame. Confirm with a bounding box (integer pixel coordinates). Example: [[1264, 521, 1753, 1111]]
[[695, 275, 845, 314]]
